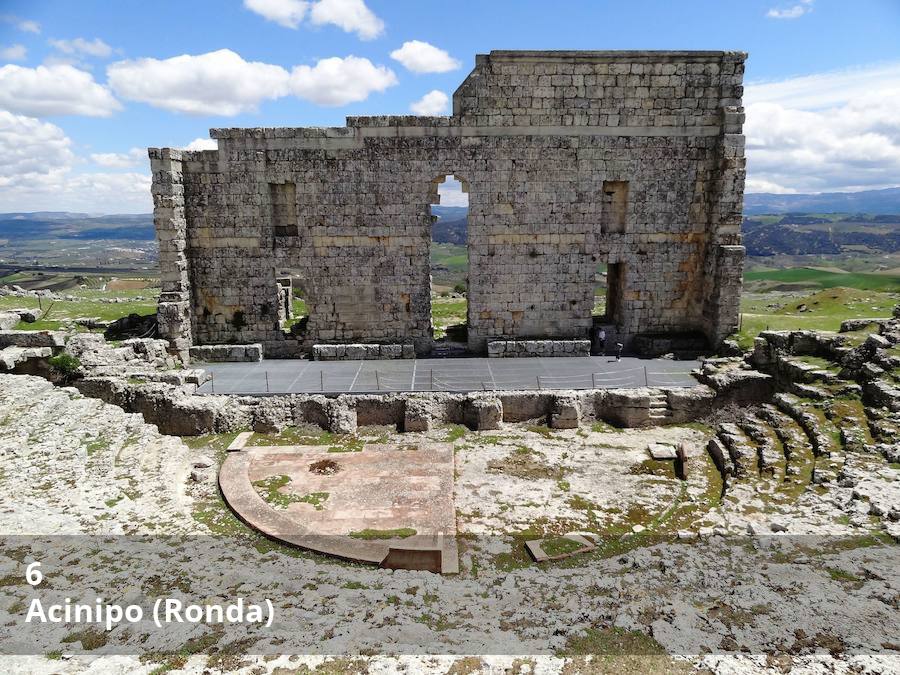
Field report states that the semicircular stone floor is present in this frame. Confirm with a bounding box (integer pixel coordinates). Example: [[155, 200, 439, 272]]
[[219, 437, 458, 573]]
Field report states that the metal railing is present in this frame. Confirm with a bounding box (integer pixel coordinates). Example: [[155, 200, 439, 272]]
[[205, 364, 697, 395]]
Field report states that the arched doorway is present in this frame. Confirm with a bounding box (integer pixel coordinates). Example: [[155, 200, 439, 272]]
[[428, 174, 469, 351]]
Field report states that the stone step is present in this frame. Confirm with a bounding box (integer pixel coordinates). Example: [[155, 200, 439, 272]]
[[716, 423, 757, 478], [739, 415, 783, 477]]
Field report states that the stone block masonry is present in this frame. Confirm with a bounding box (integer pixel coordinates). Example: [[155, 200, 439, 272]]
[[312, 344, 415, 361], [150, 50, 746, 358], [189, 344, 263, 363], [487, 340, 591, 357]]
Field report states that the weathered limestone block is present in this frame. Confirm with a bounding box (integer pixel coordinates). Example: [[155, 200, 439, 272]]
[[550, 394, 580, 429], [840, 318, 888, 332], [0, 346, 51, 373], [73, 376, 132, 407], [0, 330, 65, 349], [189, 344, 262, 362], [128, 383, 220, 435], [666, 385, 716, 422], [487, 340, 591, 358], [17, 309, 38, 323], [0, 313, 19, 330], [465, 396, 502, 431], [326, 398, 357, 434], [251, 397, 293, 433], [706, 437, 734, 478], [863, 379, 900, 413], [599, 388, 654, 427], [498, 392, 551, 422], [697, 360, 774, 404], [292, 396, 329, 429], [403, 398, 432, 432], [312, 344, 415, 361], [346, 344, 366, 360]]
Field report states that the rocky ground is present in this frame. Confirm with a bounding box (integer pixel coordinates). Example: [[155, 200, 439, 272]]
[[1, 374, 898, 674]]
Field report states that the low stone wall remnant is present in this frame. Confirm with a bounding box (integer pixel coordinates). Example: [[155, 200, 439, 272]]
[[312, 344, 416, 361], [189, 344, 263, 363], [487, 340, 590, 358]]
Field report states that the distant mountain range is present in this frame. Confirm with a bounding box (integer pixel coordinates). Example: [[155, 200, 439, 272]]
[[0, 212, 155, 241], [431, 206, 468, 245], [744, 187, 900, 215]]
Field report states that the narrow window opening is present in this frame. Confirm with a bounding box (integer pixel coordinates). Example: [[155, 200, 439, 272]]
[[429, 174, 469, 346], [599, 180, 628, 234], [270, 182, 297, 237]]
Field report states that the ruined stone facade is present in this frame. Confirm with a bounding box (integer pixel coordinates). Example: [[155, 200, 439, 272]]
[[150, 50, 746, 358]]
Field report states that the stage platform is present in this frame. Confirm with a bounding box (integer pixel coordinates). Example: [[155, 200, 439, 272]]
[[195, 356, 700, 396]]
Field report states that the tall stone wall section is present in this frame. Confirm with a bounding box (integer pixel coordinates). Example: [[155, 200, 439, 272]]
[[150, 50, 747, 357], [150, 148, 192, 357]]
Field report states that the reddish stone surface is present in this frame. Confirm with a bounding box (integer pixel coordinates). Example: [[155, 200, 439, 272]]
[[220, 441, 458, 573]]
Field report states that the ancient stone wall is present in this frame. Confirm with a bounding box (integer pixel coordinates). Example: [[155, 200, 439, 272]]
[[150, 50, 747, 357]]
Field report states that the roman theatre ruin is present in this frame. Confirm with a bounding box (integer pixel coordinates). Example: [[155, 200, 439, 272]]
[[150, 49, 747, 361]]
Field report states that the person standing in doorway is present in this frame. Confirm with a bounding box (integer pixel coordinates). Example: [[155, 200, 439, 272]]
[[596, 327, 606, 356]]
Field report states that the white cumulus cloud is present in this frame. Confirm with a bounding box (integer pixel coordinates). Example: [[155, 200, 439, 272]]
[[244, 0, 383, 39], [290, 55, 396, 105], [0, 63, 121, 117], [410, 90, 449, 115], [744, 61, 900, 193], [1, 16, 40, 34], [243, 0, 308, 29], [183, 137, 218, 151], [49, 37, 113, 58], [90, 147, 146, 168], [766, 0, 814, 19], [309, 0, 384, 40], [391, 41, 460, 74], [107, 49, 290, 116], [0, 44, 26, 61], [0, 112, 151, 212], [0, 111, 74, 182], [17, 19, 40, 34]]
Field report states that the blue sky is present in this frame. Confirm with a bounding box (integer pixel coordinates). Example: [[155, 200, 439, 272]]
[[1, 0, 899, 212]]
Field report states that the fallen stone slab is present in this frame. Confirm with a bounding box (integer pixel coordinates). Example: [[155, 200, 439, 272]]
[[75, 317, 112, 330], [0, 346, 52, 372], [526, 533, 597, 562], [840, 318, 889, 332], [0, 313, 20, 330], [648, 443, 677, 460], [0, 330, 65, 349]]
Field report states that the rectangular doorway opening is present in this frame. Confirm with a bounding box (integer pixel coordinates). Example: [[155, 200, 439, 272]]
[[604, 262, 625, 325]]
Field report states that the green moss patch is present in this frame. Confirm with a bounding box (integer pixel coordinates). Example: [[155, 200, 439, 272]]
[[251, 475, 303, 509], [349, 527, 417, 540], [298, 491, 329, 510], [540, 536, 585, 557]]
